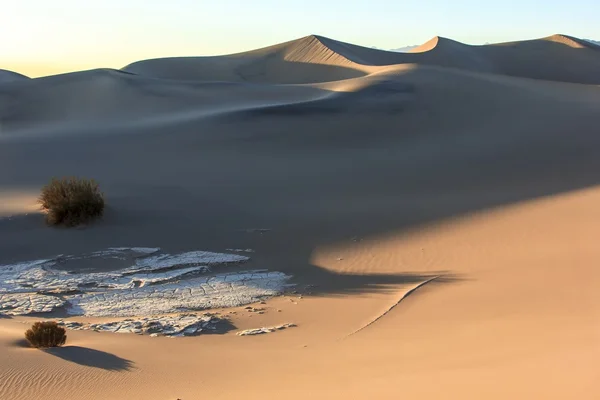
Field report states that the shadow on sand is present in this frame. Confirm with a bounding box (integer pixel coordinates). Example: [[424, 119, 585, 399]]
[[44, 346, 134, 371], [2, 72, 600, 300], [12, 338, 30, 348], [289, 267, 458, 297], [203, 318, 237, 335]]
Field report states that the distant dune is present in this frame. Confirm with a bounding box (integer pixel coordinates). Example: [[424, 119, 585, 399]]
[[0, 69, 29, 83], [390, 45, 419, 52], [2, 32, 600, 138], [122, 33, 600, 85], [584, 38, 600, 46], [123, 35, 370, 84], [5, 34, 600, 85]]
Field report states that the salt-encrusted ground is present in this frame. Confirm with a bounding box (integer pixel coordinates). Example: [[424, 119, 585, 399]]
[[0, 247, 292, 335], [237, 323, 297, 336], [58, 313, 227, 337]]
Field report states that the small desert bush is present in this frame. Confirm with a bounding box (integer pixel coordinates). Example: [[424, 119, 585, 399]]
[[38, 177, 104, 227], [25, 321, 67, 348]]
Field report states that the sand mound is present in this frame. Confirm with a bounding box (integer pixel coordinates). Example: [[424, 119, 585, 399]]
[[543, 34, 600, 49], [310, 35, 408, 66], [235, 78, 414, 117], [123, 33, 600, 85], [122, 35, 494, 83], [409, 36, 451, 53], [0, 69, 29, 83], [404, 36, 496, 72], [395, 33, 600, 83], [2, 32, 600, 141], [0, 68, 326, 138], [123, 35, 374, 84], [479, 34, 600, 83]]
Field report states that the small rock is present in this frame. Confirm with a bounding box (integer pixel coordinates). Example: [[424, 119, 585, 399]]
[[58, 313, 226, 338], [237, 323, 297, 336]]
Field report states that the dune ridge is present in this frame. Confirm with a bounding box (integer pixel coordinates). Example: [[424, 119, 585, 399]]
[[2, 32, 600, 140], [0, 69, 29, 83], [535, 33, 599, 49], [123, 35, 372, 84], [5, 33, 600, 86], [120, 33, 600, 84]]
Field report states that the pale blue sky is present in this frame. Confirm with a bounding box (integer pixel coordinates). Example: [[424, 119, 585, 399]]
[[2, 0, 599, 76]]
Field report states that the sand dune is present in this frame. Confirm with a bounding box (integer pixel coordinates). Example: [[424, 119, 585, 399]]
[[0, 68, 328, 138], [123, 35, 372, 84], [0, 69, 29, 83], [123, 33, 600, 84], [478, 34, 600, 83], [3, 32, 600, 138], [2, 32, 600, 399]]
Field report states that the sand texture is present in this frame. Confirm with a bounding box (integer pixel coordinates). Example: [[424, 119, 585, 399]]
[[1, 33, 600, 399]]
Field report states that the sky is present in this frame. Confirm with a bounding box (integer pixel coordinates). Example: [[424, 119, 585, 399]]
[[2, 0, 600, 77]]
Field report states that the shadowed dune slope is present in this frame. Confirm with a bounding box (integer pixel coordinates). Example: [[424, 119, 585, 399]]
[[123, 35, 371, 84], [0, 69, 29, 83], [124, 33, 600, 84], [478, 34, 600, 83], [3, 32, 600, 139], [2, 59, 600, 141], [386, 33, 600, 83], [0, 68, 327, 136]]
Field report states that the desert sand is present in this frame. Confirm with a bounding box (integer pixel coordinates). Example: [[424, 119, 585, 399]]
[[0, 70, 29, 83], [1, 34, 600, 399]]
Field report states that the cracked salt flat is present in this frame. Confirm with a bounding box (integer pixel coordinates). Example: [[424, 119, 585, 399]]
[[68, 270, 291, 317], [79, 247, 160, 259], [237, 323, 297, 336], [0, 247, 291, 318], [0, 259, 57, 293], [59, 313, 225, 337], [129, 251, 248, 273], [105, 247, 160, 255], [119, 266, 208, 288], [0, 248, 249, 294], [2, 263, 208, 294], [0, 293, 66, 315]]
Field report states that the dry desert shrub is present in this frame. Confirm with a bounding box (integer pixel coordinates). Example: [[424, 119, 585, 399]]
[[25, 321, 67, 348], [38, 177, 104, 227]]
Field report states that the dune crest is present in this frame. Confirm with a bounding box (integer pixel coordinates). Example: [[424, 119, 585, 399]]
[[280, 35, 358, 67], [0, 69, 29, 83], [3, 32, 600, 140], [121, 33, 600, 85], [409, 36, 468, 53], [542, 33, 600, 49], [123, 35, 373, 84]]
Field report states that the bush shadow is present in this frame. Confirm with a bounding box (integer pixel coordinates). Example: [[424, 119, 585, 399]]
[[44, 346, 134, 371]]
